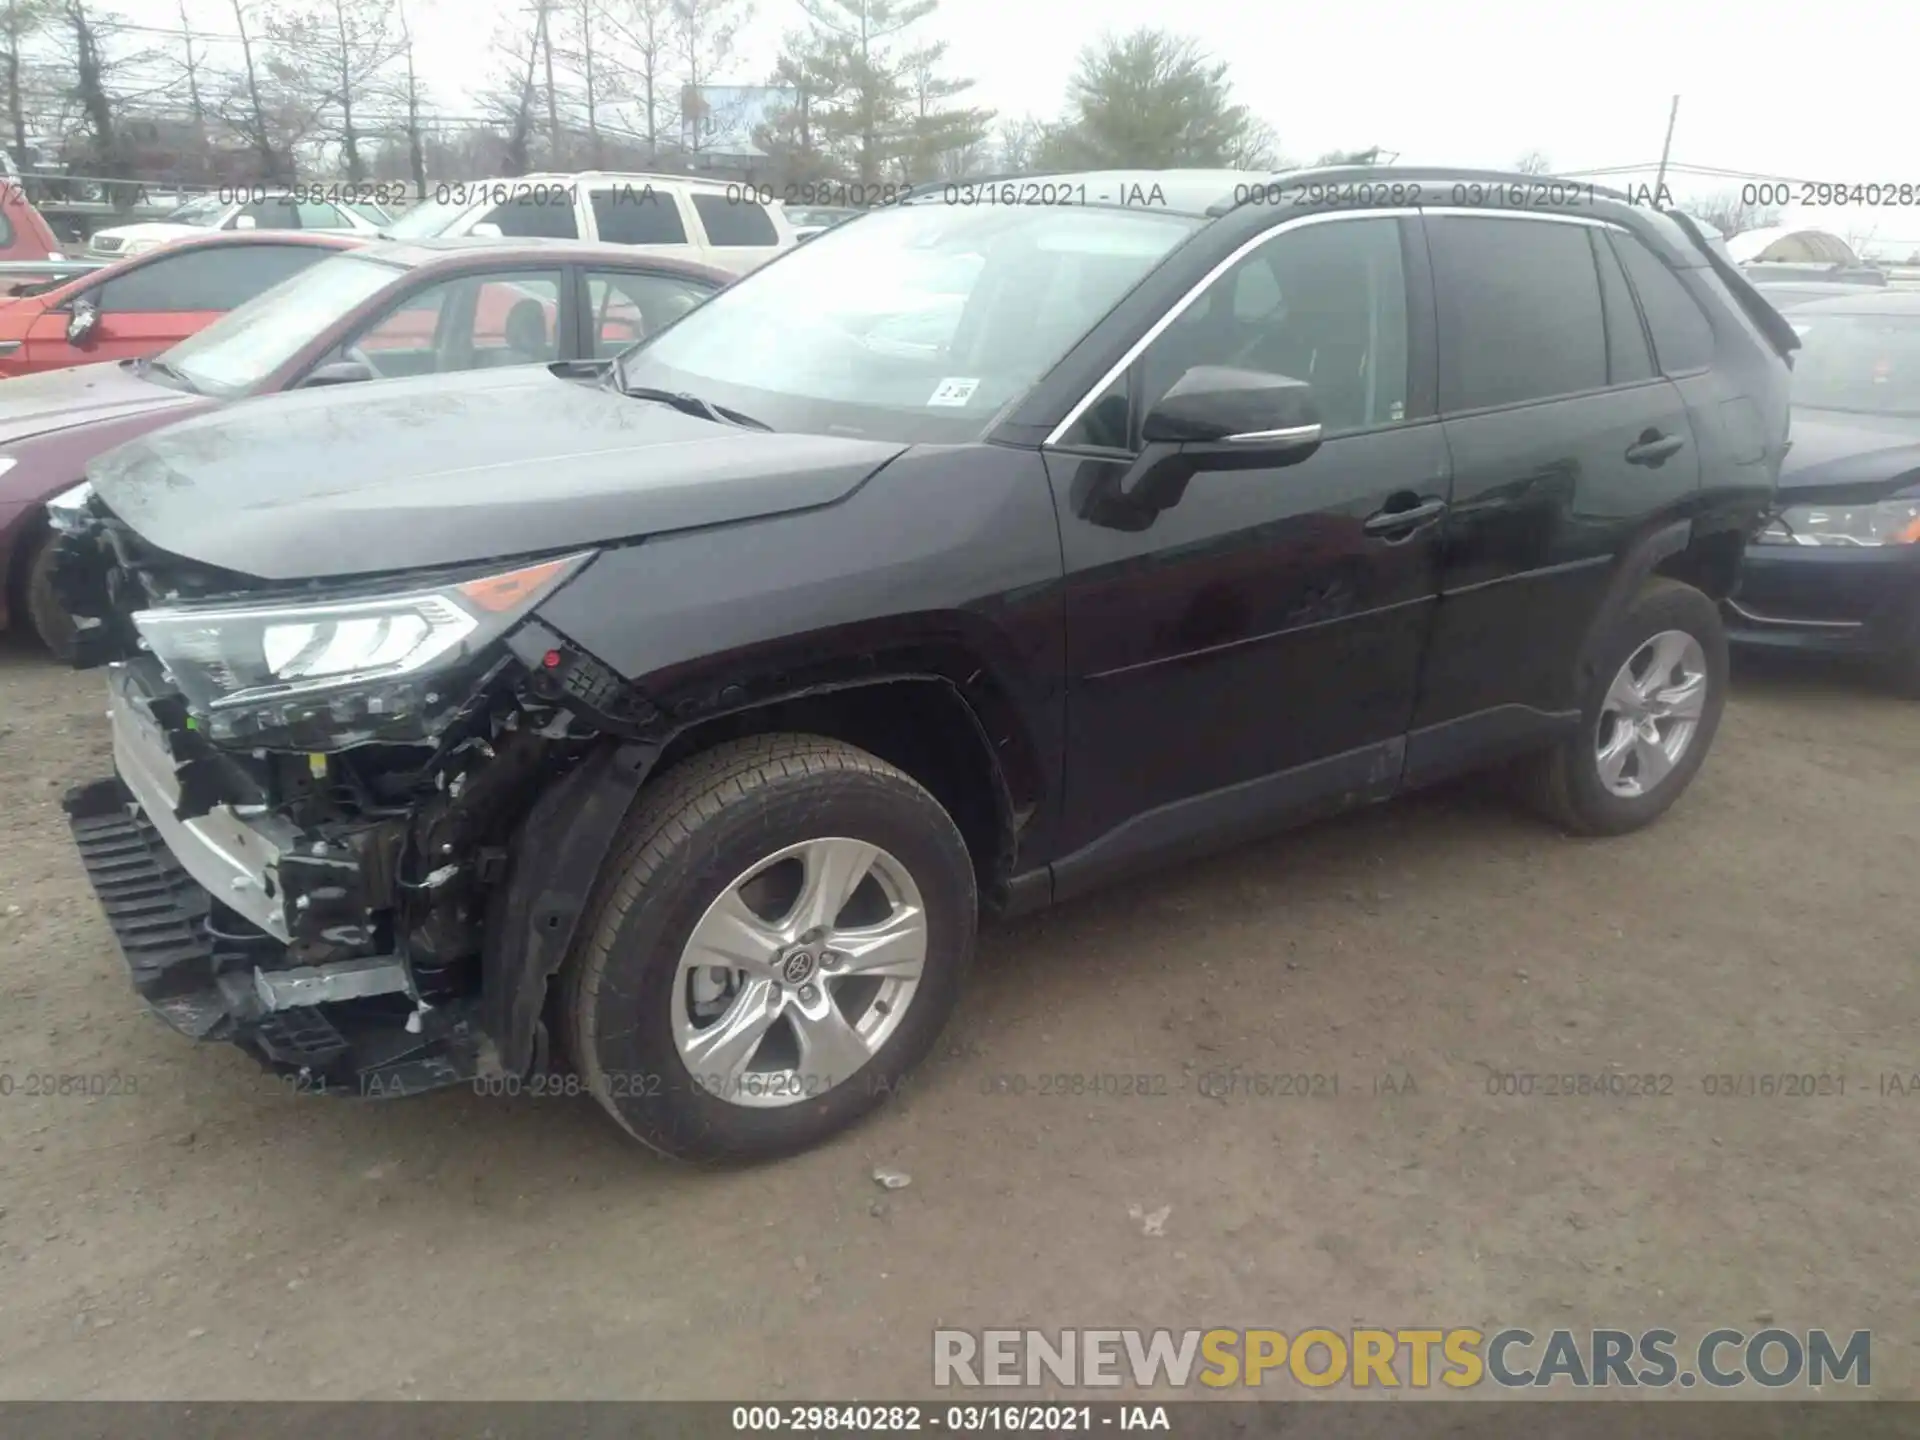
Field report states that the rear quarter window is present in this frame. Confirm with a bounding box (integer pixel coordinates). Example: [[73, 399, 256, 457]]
[[690, 193, 778, 247], [1609, 232, 1716, 373]]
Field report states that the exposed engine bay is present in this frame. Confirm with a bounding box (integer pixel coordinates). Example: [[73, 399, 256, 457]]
[[49, 485, 657, 1095]]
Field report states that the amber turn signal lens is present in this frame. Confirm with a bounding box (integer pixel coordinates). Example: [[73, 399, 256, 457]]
[[455, 556, 575, 613]]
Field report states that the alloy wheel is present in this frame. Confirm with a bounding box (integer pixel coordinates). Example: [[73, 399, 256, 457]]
[[671, 837, 928, 1108], [1594, 629, 1709, 799]]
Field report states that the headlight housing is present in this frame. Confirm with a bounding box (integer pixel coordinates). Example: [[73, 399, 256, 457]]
[[132, 551, 593, 748], [1754, 496, 1920, 548]]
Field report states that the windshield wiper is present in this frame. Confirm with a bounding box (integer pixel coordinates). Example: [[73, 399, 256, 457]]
[[621, 384, 771, 432]]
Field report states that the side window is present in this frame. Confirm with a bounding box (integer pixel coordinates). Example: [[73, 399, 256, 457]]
[[1591, 229, 1655, 385], [587, 271, 714, 358], [94, 245, 326, 312], [349, 284, 449, 355], [1609, 233, 1716, 374], [1428, 216, 1606, 411], [295, 201, 347, 230], [236, 196, 301, 230], [690, 193, 778, 247], [1062, 216, 1409, 449], [0, 205, 15, 248], [591, 189, 688, 245], [481, 194, 579, 240], [469, 272, 563, 363]]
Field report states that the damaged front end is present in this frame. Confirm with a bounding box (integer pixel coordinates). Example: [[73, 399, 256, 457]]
[[50, 484, 654, 1096]]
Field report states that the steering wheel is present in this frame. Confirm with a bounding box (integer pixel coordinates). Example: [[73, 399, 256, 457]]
[[345, 343, 383, 379]]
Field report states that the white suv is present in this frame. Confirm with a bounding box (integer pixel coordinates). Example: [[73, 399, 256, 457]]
[[381, 172, 798, 275]]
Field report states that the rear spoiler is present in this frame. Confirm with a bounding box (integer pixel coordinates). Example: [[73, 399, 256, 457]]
[[1665, 210, 1801, 364]]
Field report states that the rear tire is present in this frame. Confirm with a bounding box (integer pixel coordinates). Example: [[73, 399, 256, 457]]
[[22, 533, 77, 662], [1519, 577, 1728, 836], [562, 733, 977, 1162]]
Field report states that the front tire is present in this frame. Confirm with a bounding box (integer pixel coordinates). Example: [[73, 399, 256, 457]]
[[1520, 577, 1729, 836], [562, 734, 977, 1162], [22, 533, 77, 662]]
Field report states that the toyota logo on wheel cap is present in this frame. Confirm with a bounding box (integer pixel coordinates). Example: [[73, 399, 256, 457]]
[[782, 952, 815, 984]]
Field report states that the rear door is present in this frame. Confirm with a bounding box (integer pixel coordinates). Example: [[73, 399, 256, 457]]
[[586, 184, 701, 265], [29, 242, 329, 370], [686, 190, 784, 274], [1406, 212, 1701, 779]]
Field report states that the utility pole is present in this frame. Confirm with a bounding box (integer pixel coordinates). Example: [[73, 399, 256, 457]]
[[1653, 96, 1679, 197]]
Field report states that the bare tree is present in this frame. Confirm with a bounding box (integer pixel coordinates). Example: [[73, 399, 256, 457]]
[[673, 0, 749, 157], [993, 115, 1045, 171], [222, 0, 295, 181], [274, 0, 405, 183], [3, 0, 52, 166], [1689, 189, 1781, 240], [1226, 116, 1282, 170], [551, 0, 604, 167], [396, 0, 426, 195], [57, 0, 124, 177], [596, 0, 674, 160], [483, 6, 546, 174]]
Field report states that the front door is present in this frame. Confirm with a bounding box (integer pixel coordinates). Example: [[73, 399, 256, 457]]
[[1042, 213, 1450, 891]]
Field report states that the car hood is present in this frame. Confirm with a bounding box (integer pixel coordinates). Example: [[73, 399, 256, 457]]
[[87, 366, 910, 580], [0, 361, 202, 445], [1777, 409, 1920, 502]]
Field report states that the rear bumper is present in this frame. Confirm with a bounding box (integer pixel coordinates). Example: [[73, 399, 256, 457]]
[[64, 666, 484, 1095], [1725, 542, 1920, 659]]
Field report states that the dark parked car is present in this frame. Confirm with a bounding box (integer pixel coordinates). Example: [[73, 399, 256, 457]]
[[0, 237, 726, 656], [1725, 288, 1920, 687], [50, 168, 1795, 1161]]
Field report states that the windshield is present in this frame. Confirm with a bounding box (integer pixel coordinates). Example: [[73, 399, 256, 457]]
[[621, 201, 1202, 441], [1790, 312, 1920, 418], [158, 252, 407, 397], [381, 195, 471, 239], [163, 195, 229, 227]]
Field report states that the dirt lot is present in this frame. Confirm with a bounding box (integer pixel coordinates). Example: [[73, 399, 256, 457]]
[[0, 638, 1915, 1402]]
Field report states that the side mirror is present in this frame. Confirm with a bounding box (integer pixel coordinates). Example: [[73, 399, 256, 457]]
[[1099, 367, 1323, 523], [302, 359, 376, 387], [66, 299, 98, 345], [232, 214, 257, 230], [470, 221, 504, 239], [1141, 366, 1322, 449]]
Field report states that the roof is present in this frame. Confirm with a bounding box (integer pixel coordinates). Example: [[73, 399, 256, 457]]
[[1726, 225, 1861, 265], [456, 170, 741, 193], [349, 235, 731, 283]]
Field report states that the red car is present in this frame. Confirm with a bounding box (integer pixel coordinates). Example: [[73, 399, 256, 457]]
[[0, 236, 727, 655], [0, 230, 362, 378]]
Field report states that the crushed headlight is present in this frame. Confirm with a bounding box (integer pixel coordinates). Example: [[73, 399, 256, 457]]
[[132, 551, 593, 747], [1754, 497, 1920, 548]]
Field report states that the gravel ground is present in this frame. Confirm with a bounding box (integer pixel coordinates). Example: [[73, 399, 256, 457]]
[[0, 638, 1915, 1402]]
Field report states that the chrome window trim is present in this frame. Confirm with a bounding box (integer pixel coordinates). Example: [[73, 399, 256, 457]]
[[1044, 205, 1625, 448]]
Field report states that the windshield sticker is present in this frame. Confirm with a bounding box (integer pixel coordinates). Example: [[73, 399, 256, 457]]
[[928, 377, 981, 407]]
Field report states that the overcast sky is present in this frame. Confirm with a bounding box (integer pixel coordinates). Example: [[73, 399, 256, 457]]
[[146, 0, 1920, 253]]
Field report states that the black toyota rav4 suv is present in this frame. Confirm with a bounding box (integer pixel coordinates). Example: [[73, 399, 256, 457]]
[[49, 168, 1797, 1161]]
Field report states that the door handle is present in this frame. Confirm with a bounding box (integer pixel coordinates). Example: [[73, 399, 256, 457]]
[[1625, 432, 1686, 466], [1362, 496, 1448, 537]]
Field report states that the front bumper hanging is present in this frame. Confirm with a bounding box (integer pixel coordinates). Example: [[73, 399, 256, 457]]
[[64, 664, 485, 1096]]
